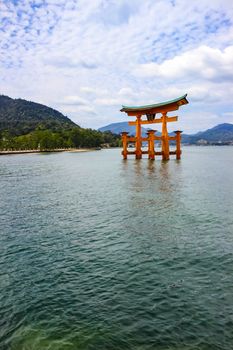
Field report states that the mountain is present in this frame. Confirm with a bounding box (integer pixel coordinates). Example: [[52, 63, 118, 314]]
[[184, 123, 233, 144], [0, 95, 77, 135], [99, 122, 233, 144], [99, 122, 149, 137]]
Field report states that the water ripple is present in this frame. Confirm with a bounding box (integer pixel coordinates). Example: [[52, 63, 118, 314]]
[[0, 148, 233, 349]]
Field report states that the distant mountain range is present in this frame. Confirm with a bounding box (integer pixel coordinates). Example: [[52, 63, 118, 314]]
[[99, 122, 233, 144], [0, 95, 77, 135], [99, 122, 150, 137], [182, 123, 233, 144]]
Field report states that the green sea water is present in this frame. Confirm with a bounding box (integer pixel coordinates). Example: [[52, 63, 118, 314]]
[[0, 147, 233, 350]]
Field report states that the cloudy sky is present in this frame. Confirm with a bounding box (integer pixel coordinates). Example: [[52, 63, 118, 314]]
[[1, 0, 233, 133]]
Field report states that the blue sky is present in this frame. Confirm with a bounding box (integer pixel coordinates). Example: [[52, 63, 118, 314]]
[[1, 0, 233, 133]]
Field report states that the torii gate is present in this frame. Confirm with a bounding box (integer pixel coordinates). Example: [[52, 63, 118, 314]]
[[120, 94, 188, 160]]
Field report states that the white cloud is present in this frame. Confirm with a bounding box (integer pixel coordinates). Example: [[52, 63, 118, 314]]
[[80, 86, 108, 95], [223, 112, 233, 117], [62, 96, 89, 105], [222, 112, 233, 123], [78, 106, 96, 113], [169, 111, 221, 134], [134, 45, 233, 81], [95, 97, 134, 106], [95, 98, 121, 106], [1, 0, 233, 131], [118, 87, 137, 97]]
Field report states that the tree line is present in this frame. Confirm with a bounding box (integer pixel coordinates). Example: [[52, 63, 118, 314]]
[[0, 127, 121, 151]]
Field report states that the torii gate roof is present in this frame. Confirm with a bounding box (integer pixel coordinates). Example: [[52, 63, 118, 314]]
[[120, 94, 188, 115]]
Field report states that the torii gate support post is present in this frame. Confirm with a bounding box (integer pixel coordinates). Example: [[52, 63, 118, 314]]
[[147, 130, 156, 160], [135, 115, 142, 159], [175, 131, 182, 160], [121, 132, 129, 159], [162, 112, 170, 160]]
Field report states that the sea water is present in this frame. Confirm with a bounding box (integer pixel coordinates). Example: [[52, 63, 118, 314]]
[[0, 147, 233, 350]]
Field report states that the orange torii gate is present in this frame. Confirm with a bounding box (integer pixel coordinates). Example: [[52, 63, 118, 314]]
[[120, 94, 189, 160]]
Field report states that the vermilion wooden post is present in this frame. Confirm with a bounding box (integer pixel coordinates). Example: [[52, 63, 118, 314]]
[[135, 115, 142, 159], [147, 131, 151, 158], [162, 112, 170, 160], [121, 132, 129, 159], [174, 131, 182, 159], [147, 130, 155, 160]]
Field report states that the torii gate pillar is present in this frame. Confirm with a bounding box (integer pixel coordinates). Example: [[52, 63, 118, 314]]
[[161, 112, 170, 161], [135, 115, 142, 159]]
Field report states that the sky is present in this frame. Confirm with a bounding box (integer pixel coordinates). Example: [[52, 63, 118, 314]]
[[1, 0, 233, 133]]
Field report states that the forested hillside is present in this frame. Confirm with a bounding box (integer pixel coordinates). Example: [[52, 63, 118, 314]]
[[0, 95, 121, 150], [0, 95, 77, 135]]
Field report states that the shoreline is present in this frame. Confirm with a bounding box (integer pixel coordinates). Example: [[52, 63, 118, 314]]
[[0, 148, 99, 156]]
